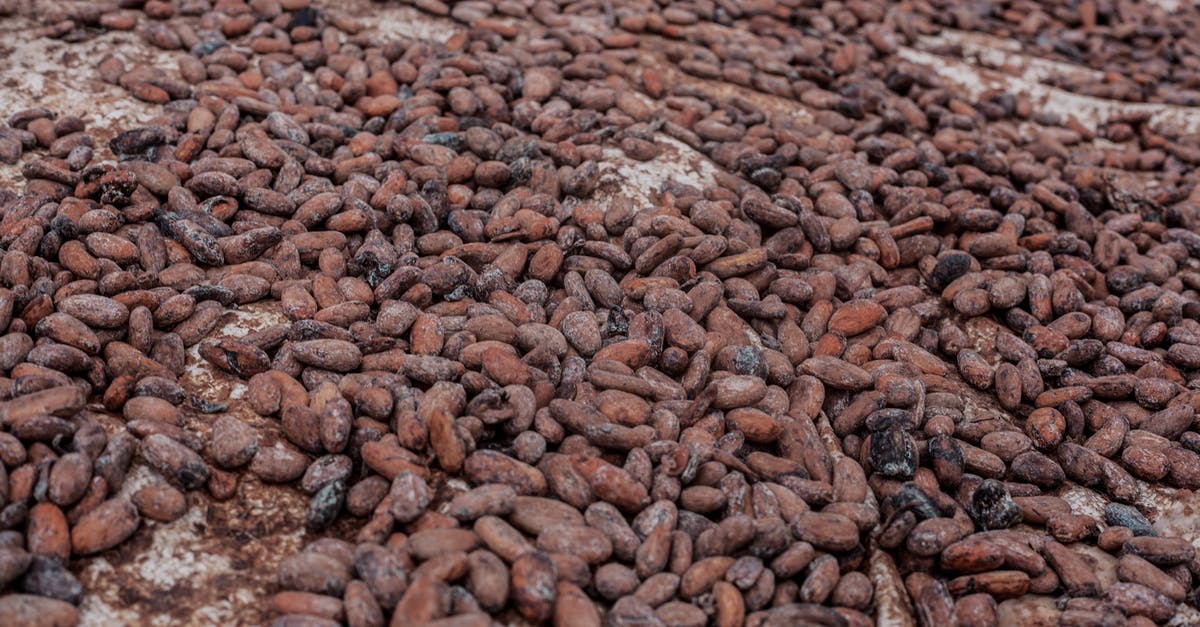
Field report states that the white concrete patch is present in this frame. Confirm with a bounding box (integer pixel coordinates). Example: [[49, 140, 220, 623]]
[[596, 135, 719, 212], [371, 5, 464, 43], [897, 46, 1200, 134], [77, 463, 308, 626], [133, 509, 233, 590], [78, 467, 232, 626], [76, 561, 126, 627], [182, 304, 290, 403], [919, 30, 1105, 83], [0, 21, 179, 187]]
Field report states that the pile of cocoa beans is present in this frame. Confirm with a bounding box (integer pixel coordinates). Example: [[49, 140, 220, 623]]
[[913, 0, 1200, 106], [1, 0, 1200, 626]]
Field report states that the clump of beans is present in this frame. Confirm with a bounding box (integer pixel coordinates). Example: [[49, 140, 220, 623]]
[[0, 0, 1199, 626]]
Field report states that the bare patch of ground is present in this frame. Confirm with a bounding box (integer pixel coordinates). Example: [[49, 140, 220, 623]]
[[0, 13, 181, 188]]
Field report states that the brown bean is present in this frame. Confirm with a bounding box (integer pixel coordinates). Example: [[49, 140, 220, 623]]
[[71, 498, 140, 555]]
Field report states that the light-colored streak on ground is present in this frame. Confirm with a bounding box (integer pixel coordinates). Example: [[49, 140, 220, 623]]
[[1148, 0, 1182, 11], [181, 305, 290, 403], [0, 13, 179, 188], [917, 30, 1106, 83], [596, 134, 719, 212], [363, 3, 464, 43], [897, 46, 1200, 134]]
